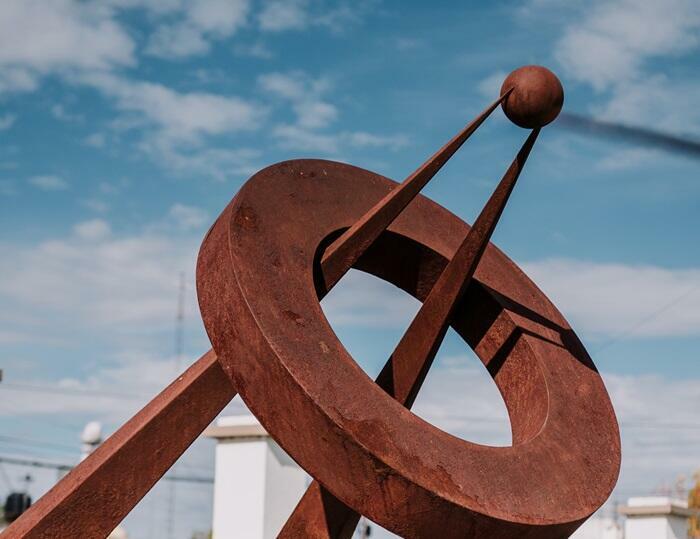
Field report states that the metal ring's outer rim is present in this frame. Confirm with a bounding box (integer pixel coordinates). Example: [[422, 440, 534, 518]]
[[196, 159, 620, 538]]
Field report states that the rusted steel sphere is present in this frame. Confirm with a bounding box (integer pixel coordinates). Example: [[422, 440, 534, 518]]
[[500, 65, 564, 129]]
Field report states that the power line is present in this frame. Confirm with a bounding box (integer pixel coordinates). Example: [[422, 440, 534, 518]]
[[0, 382, 149, 400], [0, 455, 212, 484], [591, 282, 700, 354], [0, 435, 77, 453], [0, 456, 71, 473]]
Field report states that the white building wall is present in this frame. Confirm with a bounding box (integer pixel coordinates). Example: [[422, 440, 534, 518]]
[[212, 437, 268, 539], [263, 441, 308, 538], [625, 515, 687, 539], [206, 415, 308, 539]]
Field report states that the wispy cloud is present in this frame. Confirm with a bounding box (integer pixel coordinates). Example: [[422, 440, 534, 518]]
[[416, 354, 700, 506], [259, 0, 309, 31], [82, 72, 265, 143], [259, 71, 407, 154], [523, 258, 700, 338], [258, 0, 366, 33], [145, 0, 250, 59], [0, 216, 198, 331], [0, 0, 134, 93], [0, 114, 16, 130], [596, 147, 662, 171], [550, 0, 700, 137], [168, 203, 209, 231], [555, 0, 700, 91], [28, 174, 69, 191], [321, 269, 420, 328], [78, 71, 266, 180], [326, 258, 700, 339]]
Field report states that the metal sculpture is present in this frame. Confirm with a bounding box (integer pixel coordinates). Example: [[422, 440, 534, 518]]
[[2, 65, 620, 539]]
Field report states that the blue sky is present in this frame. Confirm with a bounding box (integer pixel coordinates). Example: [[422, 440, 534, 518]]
[[1, 0, 700, 537]]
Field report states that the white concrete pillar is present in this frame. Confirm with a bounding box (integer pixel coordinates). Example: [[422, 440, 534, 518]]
[[619, 497, 695, 539], [204, 415, 308, 539]]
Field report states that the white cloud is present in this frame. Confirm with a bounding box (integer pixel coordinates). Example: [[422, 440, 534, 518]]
[[83, 132, 106, 148], [602, 372, 700, 497], [0, 114, 16, 130], [523, 258, 700, 338], [139, 137, 261, 181], [549, 0, 700, 138], [0, 219, 198, 330], [321, 269, 420, 328], [0, 0, 263, 183], [325, 259, 700, 339], [411, 354, 511, 446], [417, 358, 700, 509], [260, 71, 407, 154], [168, 203, 209, 230], [83, 72, 264, 143], [272, 124, 407, 154], [0, 66, 39, 94], [596, 147, 661, 171], [345, 131, 408, 150], [555, 0, 700, 91], [187, 0, 249, 35], [77, 71, 265, 180], [258, 0, 366, 34], [233, 41, 274, 59], [0, 0, 135, 93], [259, 0, 309, 32], [80, 198, 110, 213], [51, 104, 84, 122], [146, 22, 211, 58], [28, 174, 69, 191], [270, 124, 338, 153], [259, 71, 336, 128], [477, 70, 507, 99], [73, 218, 111, 240], [597, 76, 700, 135], [145, 0, 250, 59]]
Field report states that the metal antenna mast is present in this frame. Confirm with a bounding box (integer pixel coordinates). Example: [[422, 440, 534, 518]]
[[166, 272, 186, 539]]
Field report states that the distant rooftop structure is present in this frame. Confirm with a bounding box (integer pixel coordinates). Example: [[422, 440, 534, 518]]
[[619, 496, 697, 539]]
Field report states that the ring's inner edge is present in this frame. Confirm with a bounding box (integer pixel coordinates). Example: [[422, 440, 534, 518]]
[[313, 227, 549, 447]]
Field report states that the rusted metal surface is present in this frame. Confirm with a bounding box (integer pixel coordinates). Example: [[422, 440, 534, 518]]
[[3, 65, 620, 539], [198, 156, 620, 537]]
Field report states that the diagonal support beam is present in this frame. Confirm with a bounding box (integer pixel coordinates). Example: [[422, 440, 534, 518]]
[[381, 127, 539, 408], [319, 91, 510, 293], [4, 350, 231, 539]]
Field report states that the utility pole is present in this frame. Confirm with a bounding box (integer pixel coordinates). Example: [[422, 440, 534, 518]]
[[166, 272, 186, 539]]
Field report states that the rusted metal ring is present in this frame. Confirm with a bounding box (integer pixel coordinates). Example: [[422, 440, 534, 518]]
[[197, 159, 620, 538]]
